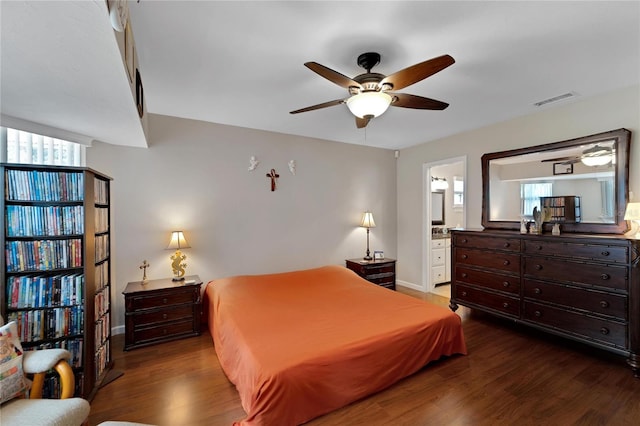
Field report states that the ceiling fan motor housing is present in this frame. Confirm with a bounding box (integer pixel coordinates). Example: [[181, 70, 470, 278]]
[[357, 52, 381, 72]]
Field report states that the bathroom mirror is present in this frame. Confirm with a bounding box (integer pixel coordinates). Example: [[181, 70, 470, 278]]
[[432, 190, 445, 225], [481, 128, 631, 234]]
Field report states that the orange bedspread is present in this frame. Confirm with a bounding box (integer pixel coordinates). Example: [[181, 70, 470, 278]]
[[206, 265, 466, 426]]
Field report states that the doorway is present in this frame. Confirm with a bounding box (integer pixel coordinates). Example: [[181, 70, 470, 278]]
[[423, 156, 466, 295]]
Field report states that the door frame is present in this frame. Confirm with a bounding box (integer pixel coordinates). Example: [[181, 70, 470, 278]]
[[422, 156, 467, 293]]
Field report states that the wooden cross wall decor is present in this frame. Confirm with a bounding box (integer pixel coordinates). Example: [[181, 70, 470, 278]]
[[266, 168, 280, 191]]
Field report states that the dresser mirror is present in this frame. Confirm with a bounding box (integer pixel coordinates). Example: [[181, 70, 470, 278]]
[[481, 128, 631, 234]]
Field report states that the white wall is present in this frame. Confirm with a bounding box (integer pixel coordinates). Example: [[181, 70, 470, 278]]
[[87, 114, 397, 332], [397, 85, 640, 287]]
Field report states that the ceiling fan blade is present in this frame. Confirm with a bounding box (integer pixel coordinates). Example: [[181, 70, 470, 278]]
[[380, 54, 455, 91], [304, 62, 362, 89], [390, 93, 449, 110], [355, 116, 371, 129], [541, 156, 579, 163], [289, 99, 345, 114]]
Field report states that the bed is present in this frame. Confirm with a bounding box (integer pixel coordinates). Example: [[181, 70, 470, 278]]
[[205, 265, 466, 425]]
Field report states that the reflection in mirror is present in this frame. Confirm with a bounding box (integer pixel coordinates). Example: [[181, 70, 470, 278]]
[[482, 128, 630, 234]]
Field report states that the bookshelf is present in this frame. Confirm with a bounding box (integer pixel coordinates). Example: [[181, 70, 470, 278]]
[[540, 196, 581, 223], [1, 163, 113, 400]]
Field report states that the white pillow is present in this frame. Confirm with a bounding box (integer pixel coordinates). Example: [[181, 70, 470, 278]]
[[0, 321, 30, 404]]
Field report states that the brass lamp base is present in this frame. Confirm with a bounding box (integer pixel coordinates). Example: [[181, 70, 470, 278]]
[[170, 249, 187, 282]]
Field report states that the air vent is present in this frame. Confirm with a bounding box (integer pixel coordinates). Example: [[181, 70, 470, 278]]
[[533, 91, 579, 107]]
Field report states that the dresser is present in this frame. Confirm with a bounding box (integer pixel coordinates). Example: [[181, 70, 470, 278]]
[[123, 275, 202, 351], [450, 229, 640, 376], [346, 258, 396, 290]]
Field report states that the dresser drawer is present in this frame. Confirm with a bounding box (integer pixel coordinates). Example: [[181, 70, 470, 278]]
[[523, 279, 627, 320], [523, 256, 628, 291], [454, 284, 519, 317], [131, 304, 195, 327], [523, 241, 628, 264], [456, 266, 520, 295], [523, 301, 627, 348], [454, 234, 520, 252], [133, 319, 196, 344], [129, 287, 198, 311], [455, 248, 520, 273]]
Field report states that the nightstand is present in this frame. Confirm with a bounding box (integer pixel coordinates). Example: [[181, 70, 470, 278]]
[[123, 275, 202, 351], [345, 258, 396, 290]]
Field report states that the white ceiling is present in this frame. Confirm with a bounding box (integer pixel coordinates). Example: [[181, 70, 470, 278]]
[[1, 1, 639, 150]]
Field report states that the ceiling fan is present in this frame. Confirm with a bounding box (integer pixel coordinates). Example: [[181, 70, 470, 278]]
[[541, 144, 614, 167], [290, 52, 455, 128]]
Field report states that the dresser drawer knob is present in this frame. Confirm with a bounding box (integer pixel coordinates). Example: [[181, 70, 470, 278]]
[[534, 310, 542, 317], [163, 328, 168, 335], [461, 238, 468, 243], [600, 327, 610, 335], [461, 291, 467, 297], [462, 254, 468, 259], [503, 260, 510, 266], [503, 242, 510, 248], [600, 301, 609, 308], [600, 274, 610, 280], [503, 281, 510, 288], [536, 245, 543, 250], [534, 288, 541, 294], [535, 264, 543, 270], [163, 298, 168, 304], [601, 251, 610, 256], [461, 273, 468, 278], [502, 302, 509, 308], [162, 313, 168, 319]]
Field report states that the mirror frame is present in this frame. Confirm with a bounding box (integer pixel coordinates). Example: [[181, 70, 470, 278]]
[[481, 128, 631, 234]]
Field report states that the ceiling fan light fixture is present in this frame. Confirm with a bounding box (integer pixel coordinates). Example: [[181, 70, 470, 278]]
[[581, 145, 613, 166], [346, 91, 392, 119], [581, 155, 612, 167]]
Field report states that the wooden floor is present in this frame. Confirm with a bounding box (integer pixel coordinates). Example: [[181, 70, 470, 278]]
[[88, 288, 640, 426]]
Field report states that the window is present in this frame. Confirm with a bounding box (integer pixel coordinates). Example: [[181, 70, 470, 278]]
[[453, 176, 464, 207], [521, 182, 552, 218], [2, 127, 85, 166], [600, 178, 615, 221]]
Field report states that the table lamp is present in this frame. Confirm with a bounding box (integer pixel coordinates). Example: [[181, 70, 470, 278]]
[[624, 202, 640, 239], [167, 231, 190, 280], [360, 211, 376, 260]]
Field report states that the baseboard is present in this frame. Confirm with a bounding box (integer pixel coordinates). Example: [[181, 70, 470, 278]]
[[112, 325, 125, 336], [396, 279, 423, 292]]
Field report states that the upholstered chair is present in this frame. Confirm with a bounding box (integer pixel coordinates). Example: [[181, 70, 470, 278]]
[[0, 318, 90, 425]]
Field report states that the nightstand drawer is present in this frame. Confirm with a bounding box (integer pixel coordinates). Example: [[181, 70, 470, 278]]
[[132, 304, 195, 327], [129, 287, 197, 310], [133, 319, 196, 344]]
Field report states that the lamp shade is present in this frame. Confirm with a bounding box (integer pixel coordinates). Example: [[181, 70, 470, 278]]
[[346, 92, 392, 118], [624, 203, 640, 220], [360, 211, 376, 228], [166, 231, 190, 250]]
